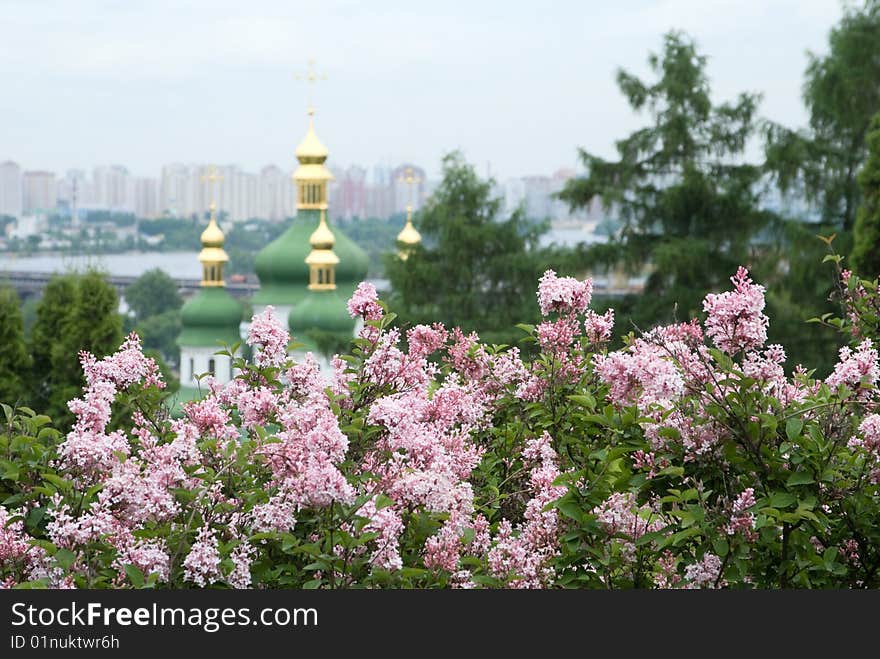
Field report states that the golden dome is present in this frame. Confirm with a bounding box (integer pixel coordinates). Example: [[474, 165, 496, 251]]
[[295, 108, 329, 164], [397, 218, 421, 246], [200, 215, 225, 248], [309, 214, 335, 250]]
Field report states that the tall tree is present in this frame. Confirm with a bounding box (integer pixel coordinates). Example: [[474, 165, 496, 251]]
[[559, 31, 769, 326], [30, 271, 123, 426], [29, 275, 77, 411], [124, 268, 182, 321], [851, 113, 880, 278], [385, 151, 560, 343], [0, 286, 30, 405], [765, 1, 880, 231]]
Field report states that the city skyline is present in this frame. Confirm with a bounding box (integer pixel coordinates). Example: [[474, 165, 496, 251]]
[[0, 157, 593, 226], [1, 1, 843, 181]]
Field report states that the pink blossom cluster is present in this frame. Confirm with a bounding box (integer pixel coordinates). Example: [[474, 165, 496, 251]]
[[702, 267, 769, 355], [725, 488, 757, 540], [487, 433, 568, 588], [356, 499, 405, 571], [79, 332, 164, 391], [536, 269, 593, 316], [347, 281, 383, 320], [593, 339, 684, 408], [826, 339, 879, 395], [183, 525, 221, 587], [592, 492, 664, 562], [260, 358, 355, 510], [683, 553, 725, 589], [247, 305, 290, 368]]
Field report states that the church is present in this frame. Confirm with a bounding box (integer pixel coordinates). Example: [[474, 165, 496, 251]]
[[173, 103, 421, 406]]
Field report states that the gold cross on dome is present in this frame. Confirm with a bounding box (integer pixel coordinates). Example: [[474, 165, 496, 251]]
[[397, 167, 422, 212], [201, 166, 224, 214], [295, 58, 328, 111]]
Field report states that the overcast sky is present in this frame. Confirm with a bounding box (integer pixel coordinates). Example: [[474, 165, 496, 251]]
[[0, 0, 847, 180]]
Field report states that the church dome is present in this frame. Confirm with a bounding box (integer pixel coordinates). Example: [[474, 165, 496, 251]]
[[288, 289, 355, 342], [178, 283, 243, 348]]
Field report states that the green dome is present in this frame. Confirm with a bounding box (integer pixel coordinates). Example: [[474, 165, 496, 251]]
[[178, 287, 243, 348], [253, 210, 370, 307], [332, 226, 370, 284], [289, 289, 356, 342]]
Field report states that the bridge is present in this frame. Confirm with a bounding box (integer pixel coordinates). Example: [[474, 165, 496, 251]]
[[0, 270, 259, 301]]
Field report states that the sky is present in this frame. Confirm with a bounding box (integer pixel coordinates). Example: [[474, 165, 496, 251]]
[[0, 0, 848, 181]]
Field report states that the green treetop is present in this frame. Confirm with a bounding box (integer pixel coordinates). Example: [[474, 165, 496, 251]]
[[30, 271, 123, 427], [559, 31, 769, 326], [852, 113, 880, 278], [124, 268, 183, 321], [384, 151, 556, 344], [765, 1, 880, 231], [0, 285, 30, 405]]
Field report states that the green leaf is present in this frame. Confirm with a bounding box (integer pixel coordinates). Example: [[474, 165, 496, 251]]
[[556, 499, 583, 522], [55, 548, 76, 570], [786, 471, 814, 486], [124, 564, 145, 588], [713, 537, 729, 558], [767, 492, 797, 509], [786, 418, 804, 442]]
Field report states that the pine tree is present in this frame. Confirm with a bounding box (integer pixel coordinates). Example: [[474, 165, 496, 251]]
[[559, 31, 768, 327], [851, 113, 880, 278], [0, 285, 30, 405]]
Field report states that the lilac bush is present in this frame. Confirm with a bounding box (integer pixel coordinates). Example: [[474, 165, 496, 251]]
[[1, 260, 879, 589]]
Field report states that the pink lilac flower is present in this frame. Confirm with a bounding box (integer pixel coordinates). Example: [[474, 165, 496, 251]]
[[247, 306, 290, 368], [235, 386, 277, 428], [112, 533, 171, 583], [183, 396, 239, 441], [357, 499, 404, 571], [446, 328, 489, 381], [183, 525, 221, 587], [227, 542, 255, 589], [593, 339, 684, 408], [584, 309, 615, 343], [536, 270, 593, 316], [407, 323, 448, 359], [592, 492, 663, 563], [347, 282, 383, 320], [654, 551, 682, 588], [683, 553, 725, 589], [702, 267, 769, 355], [79, 332, 164, 391], [725, 488, 757, 540], [826, 339, 879, 394], [487, 434, 568, 588], [0, 506, 32, 563]]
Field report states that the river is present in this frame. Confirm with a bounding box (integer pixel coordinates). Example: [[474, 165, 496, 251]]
[[0, 228, 604, 279]]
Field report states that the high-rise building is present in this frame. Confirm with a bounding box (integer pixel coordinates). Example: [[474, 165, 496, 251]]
[[93, 165, 132, 211], [258, 165, 295, 221], [0, 161, 23, 219], [160, 163, 193, 218], [133, 177, 159, 218], [21, 170, 57, 214]]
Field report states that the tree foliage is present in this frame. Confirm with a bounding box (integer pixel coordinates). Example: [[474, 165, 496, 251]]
[[385, 151, 567, 344], [124, 268, 183, 321], [560, 31, 769, 328], [765, 0, 880, 230], [0, 286, 30, 405], [851, 113, 880, 278], [29, 271, 123, 427]]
